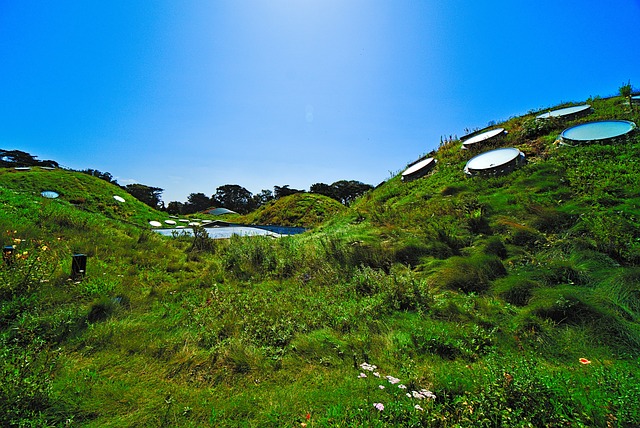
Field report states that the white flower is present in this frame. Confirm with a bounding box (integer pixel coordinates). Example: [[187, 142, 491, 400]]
[[373, 402, 384, 411], [358, 373, 367, 378], [398, 384, 407, 389], [360, 362, 377, 372], [385, 375, 401, 384], [414, 404, 424, 412], [379, 385, 385, 390], [412, 391, 425, 399]]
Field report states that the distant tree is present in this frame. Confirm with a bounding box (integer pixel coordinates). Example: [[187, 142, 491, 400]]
[[332, 180, 372, 205], [274, 185, 303, 199], [80, 168, 118, 185], [310, 183, 337, 200], [182, 193, 212, 214], [0, 149, 59, 168], [310, 180, 372, 205], [212, 185, 253, 214], [251, 189, 274, 208], [124, 183, 163, 209], [166, 201, 184, 215]]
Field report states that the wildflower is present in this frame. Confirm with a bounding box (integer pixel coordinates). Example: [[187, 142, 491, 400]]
[[359, 373, 367, 378], [406, 393, 412, 398], [398, 384, 407, 389], [360, 362, 377, 372], [579, 358, 591, 365], [306, 413, 311, 420], [301, 424, 307, 428], [373, 403, 384, 411], [373, 372, 380, 378], [379, 385, 385, 390], [420, 389, 436, 400], [412, 391, 425, 399], [385, 375, 401, 384], [414, 405, 424, 412]]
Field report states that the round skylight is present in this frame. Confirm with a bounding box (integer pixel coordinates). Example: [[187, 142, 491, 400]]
[[536, 104, 591, 120], [461, 128, 506, 148], [41, 190, 59, 199], [560, 120, 636, 143], [464, 147, 525, 176], [402, 157, 437, 181]]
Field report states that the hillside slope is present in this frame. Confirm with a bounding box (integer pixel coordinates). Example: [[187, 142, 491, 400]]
[[0, 168, 162, 227]]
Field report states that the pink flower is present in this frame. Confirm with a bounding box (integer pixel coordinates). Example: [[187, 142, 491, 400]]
[[379, 385, 385, 390], [373, 403, 384, 411], [359, 373, 367, 378]]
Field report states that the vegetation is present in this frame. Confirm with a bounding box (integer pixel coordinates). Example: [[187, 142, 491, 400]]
[[1, 89, 640, 427]]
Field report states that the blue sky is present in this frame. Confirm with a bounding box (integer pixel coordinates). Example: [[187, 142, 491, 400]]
[[2, 1, 640, 203]]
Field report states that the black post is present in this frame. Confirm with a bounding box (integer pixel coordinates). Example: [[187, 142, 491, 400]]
[[3, 246, 14, 266], [71, 253, 87, 279]]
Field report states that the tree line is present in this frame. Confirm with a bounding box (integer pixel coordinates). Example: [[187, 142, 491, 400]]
[[75, 166, 372, 214], [166, 180, 373, 215], [109, 180, 372, 215]]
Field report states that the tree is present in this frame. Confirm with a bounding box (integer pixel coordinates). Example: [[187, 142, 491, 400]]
[[332, 180, 372, 205], [310, 183, 337, 200], [182, 193, 212, 214], [274, 185, 303, 199], [251, 189, 274, 208], [166, 201, 184, 215], [124, 184, 163, 209], [310, 180, 373, 205], [212, 185, 254, 214], [0, 149, 59, 168], [80, 169, 118, 185]]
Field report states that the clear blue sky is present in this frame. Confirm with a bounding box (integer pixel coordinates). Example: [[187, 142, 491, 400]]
[[2, 1, 640, 203]]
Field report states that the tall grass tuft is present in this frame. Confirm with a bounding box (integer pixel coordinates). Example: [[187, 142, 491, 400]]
[[432, 254, 507, 293]]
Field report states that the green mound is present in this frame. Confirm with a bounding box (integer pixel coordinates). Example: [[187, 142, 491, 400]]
[[240, 192, 346, 227], [0, 167, 162, 227]]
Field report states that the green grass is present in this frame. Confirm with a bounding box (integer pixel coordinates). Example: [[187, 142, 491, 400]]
[[2, 91, 640, 426]]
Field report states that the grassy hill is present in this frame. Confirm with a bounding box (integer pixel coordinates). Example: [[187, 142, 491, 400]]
[[2, 93, 640, 427], [0, 168, 164, 227], [239, 192, 346, 227]]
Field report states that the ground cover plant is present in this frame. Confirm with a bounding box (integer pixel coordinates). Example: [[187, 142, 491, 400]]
[[1, 90, 640, 426]]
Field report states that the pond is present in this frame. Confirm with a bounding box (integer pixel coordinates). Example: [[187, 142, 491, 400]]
[[154, 225, 304, 239]]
